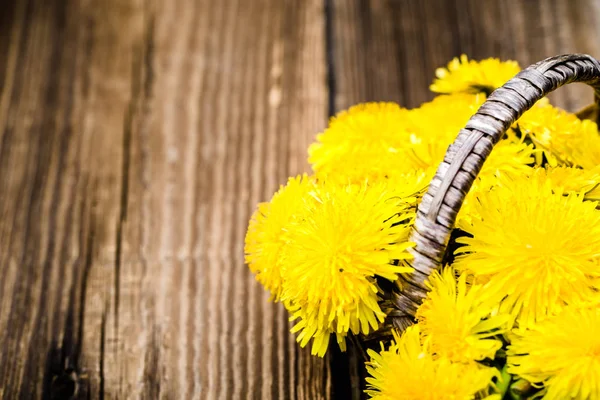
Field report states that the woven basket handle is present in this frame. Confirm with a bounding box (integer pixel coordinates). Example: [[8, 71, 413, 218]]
[[393, 54, 600, 331]]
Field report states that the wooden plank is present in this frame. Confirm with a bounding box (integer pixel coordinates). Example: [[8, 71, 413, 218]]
[[0, 0, 330, 398], [0, 1, 138, 399], [332, 0, 600, 111], [330, 0, 600, 397]]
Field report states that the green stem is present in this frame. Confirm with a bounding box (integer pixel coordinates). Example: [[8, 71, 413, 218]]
[[496, 365, 512, 399]]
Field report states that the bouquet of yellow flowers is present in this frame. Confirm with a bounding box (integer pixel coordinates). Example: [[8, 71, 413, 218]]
[[245, 54, 600, 399]]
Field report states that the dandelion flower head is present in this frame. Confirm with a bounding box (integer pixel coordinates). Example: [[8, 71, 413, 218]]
[[416, 268, 509, 363], [365, 325, 498, 400], [456, 137, 535, 229], [516, 102, 600, 169], [455, 170, 600, 329], [508, 304, 600, 400], [308, 102, 415, 181], [404, 93, 485, 169], [430, 54, 521, 95], [542, 165, 600, 200], [282, 178, 415, 356], [245, 174, 315, 301]]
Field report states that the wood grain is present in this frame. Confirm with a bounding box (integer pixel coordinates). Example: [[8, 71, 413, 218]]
[[2, 0, 600, 398], [331, 0, 600, 111], [0, 0, 330, 398]]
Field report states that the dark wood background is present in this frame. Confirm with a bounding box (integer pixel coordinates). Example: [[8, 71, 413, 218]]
[[0, 0, 599, 398]]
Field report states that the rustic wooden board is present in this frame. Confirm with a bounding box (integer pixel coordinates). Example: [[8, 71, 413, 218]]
[[332, 0, 600, 112], [0, 0, 330, 398], [1, 0, 600, 398]]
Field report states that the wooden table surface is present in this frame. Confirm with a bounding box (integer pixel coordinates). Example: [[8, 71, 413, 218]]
[[1, 0, 599, 398]]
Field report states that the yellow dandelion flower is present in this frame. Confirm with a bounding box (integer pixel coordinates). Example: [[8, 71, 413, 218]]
[[387, 168, 436, 201], [281, 178, 415, 356], [455, 136, 535, 230], [405, 93, 486, 169], [416, 268, 510, 363], [516, 102, 600, 168], [308, 95, 494, 182], [542, 165, 600, 200], [244, 174, 315, 301], [308, 102, 415, 180], [365, 325, 499, 400], [430, 54, 521, 95], [564, 119, 600, 169], [455, 170, 600, 329], [479, 138, 535, 179], [288, 304, 347, 357], [508, 305, 600, 400]]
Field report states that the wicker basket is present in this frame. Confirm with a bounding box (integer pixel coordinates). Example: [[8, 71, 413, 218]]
[[387, 53, 600, 331]]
